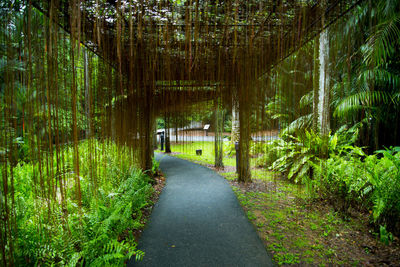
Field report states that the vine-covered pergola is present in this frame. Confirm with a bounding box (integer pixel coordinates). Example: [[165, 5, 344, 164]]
[[28, 0, 361, 179]]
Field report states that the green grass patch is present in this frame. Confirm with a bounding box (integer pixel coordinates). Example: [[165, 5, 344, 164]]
[[227, 169, 365, 266], [158, 141, 238, 167]]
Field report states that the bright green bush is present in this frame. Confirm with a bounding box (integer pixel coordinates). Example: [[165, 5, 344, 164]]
[[312, 149, 370, 212], [312, 146, 400, 237], [267, 124, 400, 238], [270, 124, 362, 183], [270, 131, 339, 183], [365, 147, 400, 235], [8, 140, 153, 266]]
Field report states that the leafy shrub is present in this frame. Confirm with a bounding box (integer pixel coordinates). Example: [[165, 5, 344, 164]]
[[313, 146, 400, 237], [270, 125, 362, 184], [312, 149, 370, 213], [79, 168, 152, 266], [266, 123, 400, 238], [224, 140, 260, 158], [270, 131, 337, 183], [151, 156, 161, 177], [11, 140, 154, 266], [365, 147, 400, 235], [223, 117, 232, 133]]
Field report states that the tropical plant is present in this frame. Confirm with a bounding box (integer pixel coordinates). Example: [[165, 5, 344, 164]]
[[365, 146, 400, 235], [312, 146, 400, 237], [9, 140, 154, 265], [254, 141, 280, 168], [270, 128, 345, 184], [312, 147, 369, 213], [331, 0, 400, 149], [151, 156, 161, 177]]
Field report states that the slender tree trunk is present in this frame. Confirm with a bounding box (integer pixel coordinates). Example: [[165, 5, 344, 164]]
[[368, 0, 379, 151], [175, 119, 178, 143], [396, 110, 400, 147], [84, 49, 91, 139], [373, 118, 379, 151], [237, 87, 251, 182], [231, 92, 240, 143], [142, 110, 154, 171], [139, 80, 155, 171], [153, 119, 158, 150], [165, 114, 171, 153], [214, 99, 224, 168], [312, 36, 320, 133], [318, 0, 330, 137]]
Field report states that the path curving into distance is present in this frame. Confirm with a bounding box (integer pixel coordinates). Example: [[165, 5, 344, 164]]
[[128, 154, 274, 267]]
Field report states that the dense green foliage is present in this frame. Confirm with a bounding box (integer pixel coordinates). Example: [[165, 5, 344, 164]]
[[313, 146, 400, 237], [258, 126, 400, 239], [5, 140, 153, 266], [255, 0, 400, 241], [264, 0, 400, 150]]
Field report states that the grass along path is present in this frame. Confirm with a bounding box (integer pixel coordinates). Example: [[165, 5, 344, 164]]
[[156, 141, 256, 168], [163, 141, 400, 266]]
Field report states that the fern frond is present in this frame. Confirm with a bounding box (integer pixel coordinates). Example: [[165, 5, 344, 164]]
[[283, 114, 313, 135], [299, 90, 313, 109]]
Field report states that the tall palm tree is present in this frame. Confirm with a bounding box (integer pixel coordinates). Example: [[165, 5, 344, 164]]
[[333, 0, 400, 149]]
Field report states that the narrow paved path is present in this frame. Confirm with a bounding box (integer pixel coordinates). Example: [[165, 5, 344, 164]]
[[128, 154, 274, 267]]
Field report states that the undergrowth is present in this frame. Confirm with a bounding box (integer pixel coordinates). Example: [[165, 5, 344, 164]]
[[4, 140, 154, 266], [259, 126, 400, 240]]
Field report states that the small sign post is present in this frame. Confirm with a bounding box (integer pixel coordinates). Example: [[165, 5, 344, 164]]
[[203, 124, 210, 136]]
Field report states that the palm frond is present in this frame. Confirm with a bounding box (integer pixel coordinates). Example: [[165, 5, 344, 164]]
[[364, 14, 400, 66], [334, 90, 393, 117], [379, 0, 400, 18], [359, 68, 400, 90]]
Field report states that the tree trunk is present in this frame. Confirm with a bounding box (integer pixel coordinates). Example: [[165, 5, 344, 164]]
[[139, 88, 154, 171], [141, 114, 154, 171], [318, 0, 330, 137], [165, 114, 171, 153], [175, 119, 178, 143], [214, 99, 224, 168], [312, 35, 320, 133], [231, 91, 240, 143], [237, 88, 251, 183], [396, 110, 400, 147], [84, 49, 92, 138], [153, 119, 158, 150], [373, 118, 379, 151]]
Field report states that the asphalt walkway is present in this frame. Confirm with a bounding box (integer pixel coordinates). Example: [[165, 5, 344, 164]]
[[128, 154, 274, 267]]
